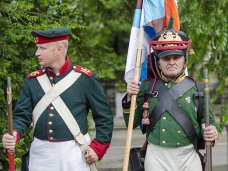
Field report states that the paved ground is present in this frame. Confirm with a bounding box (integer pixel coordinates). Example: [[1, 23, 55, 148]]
[[90, 118, 228, 171]]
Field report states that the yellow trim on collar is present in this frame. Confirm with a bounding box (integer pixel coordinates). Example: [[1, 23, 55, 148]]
[[175, 75, 185, 83]]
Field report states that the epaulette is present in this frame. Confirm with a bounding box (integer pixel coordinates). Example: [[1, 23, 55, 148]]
[[28, 68, 46, 78], [73, 65, 92, 77]]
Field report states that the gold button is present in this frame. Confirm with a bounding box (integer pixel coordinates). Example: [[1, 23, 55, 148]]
[[50, 77, 53, 80], [49, 113, 54, 117], [163, 117, 166, 120], [177, 131, 181, 134], [49, 130, 53, 134], [162, 141, 166, 144], [177, 142, 180, 146], [162, 129, 166, 132], [50, 106, 54, 110], [48, 121, 53, 125], [50, 137, 54, 140]]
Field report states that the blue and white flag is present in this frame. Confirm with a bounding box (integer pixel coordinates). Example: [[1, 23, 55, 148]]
[[124, 0, 179, 83]]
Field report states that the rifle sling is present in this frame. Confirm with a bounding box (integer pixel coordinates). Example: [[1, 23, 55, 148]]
[[194, 81, 204, 123], [148, 78, 198, 146]]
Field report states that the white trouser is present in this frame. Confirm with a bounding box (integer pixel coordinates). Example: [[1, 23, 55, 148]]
[[29, 134, 90, 171], [144, 143, 202, 171]]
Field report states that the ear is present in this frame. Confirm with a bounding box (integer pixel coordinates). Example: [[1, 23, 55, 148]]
[[183, 59, 187, 67], [56, 44, 64, 53], [157, 61, 161, 69], [184, 62, 187, 67]]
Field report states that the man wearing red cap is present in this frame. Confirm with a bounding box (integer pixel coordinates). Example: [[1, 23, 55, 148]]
[[123, 30, 218, 171], [2, 28, 113, 171]]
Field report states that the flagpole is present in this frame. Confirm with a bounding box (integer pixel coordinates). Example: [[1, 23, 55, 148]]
[[123, 22, 144, 171]]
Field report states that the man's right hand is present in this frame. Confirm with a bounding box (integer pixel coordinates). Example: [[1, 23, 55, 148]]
[[142, 102, 150, 125], [2, 131, 17, 150], [127, 80, 141, 100]]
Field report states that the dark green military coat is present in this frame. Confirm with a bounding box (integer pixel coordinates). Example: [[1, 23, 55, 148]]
[[123, 77, 217, 147], [13, 63, 113, 144]]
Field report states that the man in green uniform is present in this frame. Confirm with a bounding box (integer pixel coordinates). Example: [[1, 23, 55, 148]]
[[123, 30, 218, 171], [2, 28, 113, 171]]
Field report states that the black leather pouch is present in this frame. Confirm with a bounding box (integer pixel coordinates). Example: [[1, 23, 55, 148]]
[[21, 150, 29, 171], [129, 147, 146, 171]]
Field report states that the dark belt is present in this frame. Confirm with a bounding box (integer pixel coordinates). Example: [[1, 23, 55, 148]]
[[147, 78, 198, 146]]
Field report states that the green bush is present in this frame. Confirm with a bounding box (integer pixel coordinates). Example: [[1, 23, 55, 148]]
[[219, 105, 228, 132]]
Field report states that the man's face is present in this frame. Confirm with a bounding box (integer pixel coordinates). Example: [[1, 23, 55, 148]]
[[157, 55, 186, 79], [35, 42, 59, 67]]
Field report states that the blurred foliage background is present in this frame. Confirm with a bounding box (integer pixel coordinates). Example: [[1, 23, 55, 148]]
[[0, 0, 227, 169]]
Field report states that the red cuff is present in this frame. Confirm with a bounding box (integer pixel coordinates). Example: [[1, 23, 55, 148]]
[[89, 140, 110, 160]]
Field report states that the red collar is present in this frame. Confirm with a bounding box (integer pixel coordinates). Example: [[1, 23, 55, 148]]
[[47, 56, 71, 76]]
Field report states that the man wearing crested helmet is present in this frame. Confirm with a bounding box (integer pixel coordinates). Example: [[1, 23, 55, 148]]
[[122, 30, 218, 171]]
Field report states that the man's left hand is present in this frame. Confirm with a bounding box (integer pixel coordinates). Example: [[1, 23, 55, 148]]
[[83, 146, 99, 164], [202, 124, 218, 142]]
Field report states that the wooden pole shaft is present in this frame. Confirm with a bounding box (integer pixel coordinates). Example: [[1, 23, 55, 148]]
[[6, 77, 15, 171], [7, 77, 13, 135], [122, 26, 144, 171]]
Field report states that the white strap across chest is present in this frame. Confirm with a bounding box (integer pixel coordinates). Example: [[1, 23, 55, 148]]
[[33, 70, 81, 128]]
